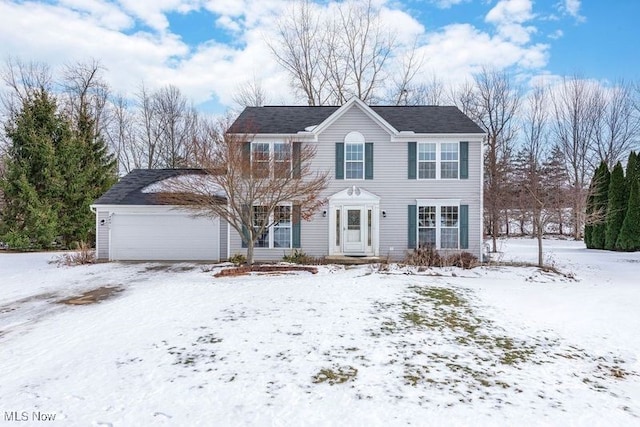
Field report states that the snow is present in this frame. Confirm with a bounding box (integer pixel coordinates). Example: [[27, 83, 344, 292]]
[[1, 239, 639, 426]]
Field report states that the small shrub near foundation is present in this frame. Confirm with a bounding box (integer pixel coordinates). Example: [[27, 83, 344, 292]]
[[228, 253, 247, 266]]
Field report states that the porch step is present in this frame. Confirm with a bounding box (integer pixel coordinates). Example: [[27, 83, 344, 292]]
[[324, 255, 383, 265]]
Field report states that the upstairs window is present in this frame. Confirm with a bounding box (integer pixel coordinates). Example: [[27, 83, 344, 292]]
[[418, 143, 436, 179], [410, 141, 465, 180], [440, 143, 459, 179], [274, 142, 292, 178], [345, 142, 364, 179], [251, 143, 270, 178], [337, 131, 372, 180], [251, 142, 293, 178]]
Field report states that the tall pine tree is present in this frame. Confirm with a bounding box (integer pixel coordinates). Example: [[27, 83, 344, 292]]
[[616, 179, 640, 251], [0, 87, 116, 249], [591, 162, 610, 249], [0, 89, 65, 248], [604, 162, 627, 250]]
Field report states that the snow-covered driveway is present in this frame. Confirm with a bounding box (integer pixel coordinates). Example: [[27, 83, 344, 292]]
[[1, 239, 639, 426]]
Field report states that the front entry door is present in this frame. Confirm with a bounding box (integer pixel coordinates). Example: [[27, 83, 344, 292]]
[[343, 207, 366, 254]]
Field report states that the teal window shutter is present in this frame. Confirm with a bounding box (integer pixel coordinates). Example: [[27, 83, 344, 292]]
[[292, 205, 301, 248], [408, 141, 417, 179], [292, 142, 301, 178], [460, 141, 469, 179], [365, 143, 374, 179], [335, 143, 344, 179], [408, 204, 417, 249], [241, 204, 250, 248], [460, 204, 469, 249]]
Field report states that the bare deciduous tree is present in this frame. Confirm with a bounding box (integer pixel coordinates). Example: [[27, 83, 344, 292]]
[[591, 80, 640, 169], [233, 76, 268, 108], [521, 84, 554, 266], [160, 120, 329, 265], [1, 57, 53, 118], [551, 75, 599, 240], [104, 93, 136, 174], [61, 59, 110, 141], [469, 68, 520, 252], [269, 0, 395, 105], [269, 0, 330, 105]]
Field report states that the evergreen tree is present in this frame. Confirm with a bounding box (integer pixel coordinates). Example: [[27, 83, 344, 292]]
[[584, 166, 598, 248], [604, 162, 627, 250], [542, 144, 570, 235], [0, 89, 65, 249], [57, 108, 116, 246], [625, 151, 638, 194], [591, 162, 610, 249], [0, 87, 116, 249], [616, 179, 640, 251]]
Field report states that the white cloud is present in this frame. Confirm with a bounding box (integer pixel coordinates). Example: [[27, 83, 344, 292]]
[[564, 0, 581, 18], [548, 29, 564, 40], [0, 0, 554, 112], [486, 0, 534, 24], [431, 0, 467, 9]]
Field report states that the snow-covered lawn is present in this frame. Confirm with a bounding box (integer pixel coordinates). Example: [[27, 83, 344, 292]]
[[1, 238, 639, 426]]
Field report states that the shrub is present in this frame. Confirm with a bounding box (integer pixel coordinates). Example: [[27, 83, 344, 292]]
[[445, 252, 479, 269], [282, 249, 311, 264], [404, 247, 442, 267], [54, 241, 95, 266], [228, 253, 247, 266]]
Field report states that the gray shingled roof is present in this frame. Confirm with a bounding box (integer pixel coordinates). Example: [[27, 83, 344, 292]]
[[93, 168, 209, 205], [228, 105, 484, 134]]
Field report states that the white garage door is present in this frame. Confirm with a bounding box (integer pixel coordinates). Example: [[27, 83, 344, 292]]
[[110, 213, 220, 261]]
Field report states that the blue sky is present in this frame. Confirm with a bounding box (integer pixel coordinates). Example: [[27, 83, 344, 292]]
[[0, 0, 637, 113]]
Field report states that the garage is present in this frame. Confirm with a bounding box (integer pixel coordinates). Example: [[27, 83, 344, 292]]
[[110, 211, 220, 261], [92, 169, 227, 262]]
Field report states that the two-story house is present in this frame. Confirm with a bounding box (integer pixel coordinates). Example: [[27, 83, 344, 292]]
[[227, 97, 485, 261], [92, 98, 484, 262]]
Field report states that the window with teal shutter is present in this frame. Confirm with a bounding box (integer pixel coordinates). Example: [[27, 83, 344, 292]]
[[335, 143, 344, 179], [408, 141, 417, 179], [365, 143, 373, 179], [460, 141, 469, 179], [408, 204, 417, 249], [460, 204, 469, 249]]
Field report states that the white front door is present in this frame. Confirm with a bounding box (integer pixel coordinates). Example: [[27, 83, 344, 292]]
[[343, 206, 366, 254]]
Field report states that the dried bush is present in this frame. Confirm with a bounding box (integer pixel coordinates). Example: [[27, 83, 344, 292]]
[[404, 248, 479, 269], [404, 247, 443, 267], [54, 241, 96, 266], [444, 252, 479, 269]]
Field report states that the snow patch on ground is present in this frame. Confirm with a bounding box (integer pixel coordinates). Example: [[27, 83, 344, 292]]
[[1, 238, 639, 426]]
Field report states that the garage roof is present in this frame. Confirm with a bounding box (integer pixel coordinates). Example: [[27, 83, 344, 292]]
[[93, 169, 213, 205]]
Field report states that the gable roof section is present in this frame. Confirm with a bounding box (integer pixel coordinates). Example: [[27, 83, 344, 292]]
[[93, 168, 209, 205], [228, 106, 339, 134], [228, 103, 484, 135]]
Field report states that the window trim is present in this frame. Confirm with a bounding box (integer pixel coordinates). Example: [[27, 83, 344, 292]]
[[416, 141, 460, 181], [415, 199, 460, 250], [344, 141, 365, 180], [251, 203, 293, 249], [250, 141, 292, 178]]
